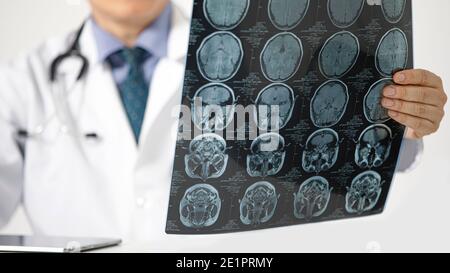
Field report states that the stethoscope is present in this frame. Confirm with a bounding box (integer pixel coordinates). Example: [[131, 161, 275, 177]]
[[16, 22, 102, 144]]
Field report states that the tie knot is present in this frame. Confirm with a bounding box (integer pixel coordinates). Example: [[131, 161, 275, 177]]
[[108, 47, 149, 68]]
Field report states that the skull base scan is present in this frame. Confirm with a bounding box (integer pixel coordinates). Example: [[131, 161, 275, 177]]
[[328, 0, 365, 28], [240, 182, 279, 225], [303, 129, 340, 173], [311, 80, 349, 128], [319, 31, 359, 79], [294, 177, 332, 221], [197, 31, 244, 82], [355, 124, 393, 169], [255, 83, 295, 131], [180, 184, 221, 228], [247, 133, 286, 177], [346, 171, 383, 214], [185, 134, 229, 181], [192, 83, 236, 131], [261, 32, 303, 82], [203, 0, 250, 30], [268, 0, 310, 30]]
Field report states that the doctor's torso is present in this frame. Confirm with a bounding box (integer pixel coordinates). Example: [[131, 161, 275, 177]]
[[0, 1, 192, 241]]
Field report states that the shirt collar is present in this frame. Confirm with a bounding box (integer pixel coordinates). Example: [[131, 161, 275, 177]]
[[91, 4, 172, 62]]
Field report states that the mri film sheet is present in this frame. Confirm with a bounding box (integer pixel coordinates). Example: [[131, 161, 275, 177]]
[[166, 0, 413, 234]]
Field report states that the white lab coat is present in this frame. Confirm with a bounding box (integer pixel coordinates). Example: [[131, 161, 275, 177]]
[[0, 0, 421, 244]]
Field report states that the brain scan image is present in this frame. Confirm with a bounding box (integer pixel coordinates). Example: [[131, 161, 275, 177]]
[[364, 79, 393, 123], [355, 124, 393, 169], [261, 32, 303, 82], [179, 184, 221, 228], [319, 31, 359, 79], [381, 0, 406, 24], [310, 80, 349, 128], [203, 0, 250, 30], [254, 83, 295, 131], [375, 28, 408, 77], [240, 181, 279, 225], [247, 133, 286, 177], [302, 129, 340, 173], [268, 0, 310, 30], [346, 171, 383, 214], [192, 83, 236, 132], [294, 176, 332, 221], [197, 31, 243, 82], [185, 134, 229, 181], [327, 0, 365, 28]]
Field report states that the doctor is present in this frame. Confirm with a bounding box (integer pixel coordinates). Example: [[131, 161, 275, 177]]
[[0, 0, 447, 242]]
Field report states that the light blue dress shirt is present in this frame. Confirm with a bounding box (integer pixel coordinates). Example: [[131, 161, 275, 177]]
[[90, 4, 171, 86]]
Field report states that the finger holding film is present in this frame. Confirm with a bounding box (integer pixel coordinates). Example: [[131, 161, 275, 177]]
[[393, 69, 443, 89], [383, 85, 446, 107], [387, 110, 436, 136], [381, 98, 444, 123]]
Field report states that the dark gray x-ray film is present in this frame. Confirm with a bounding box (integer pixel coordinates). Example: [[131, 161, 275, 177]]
[[166, 0, 413, 234]]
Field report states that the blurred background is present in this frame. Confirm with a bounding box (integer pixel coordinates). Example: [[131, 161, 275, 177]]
[[0, 0, 449, 252]]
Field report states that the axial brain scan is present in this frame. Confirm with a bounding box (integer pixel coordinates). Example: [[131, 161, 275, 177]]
[[240, 181, 279, 225], [346, 171, 383, 214], [255, 83, 295, 131], [376, 28, 408, 77], [355, 124, 393, 169], [268, 0, 310, 30], [294, 176, 332, 220], [192, 83, 236, 131], [310, 80, 349, 128], [319, 31, 359, 79], [185, 134, 229, 181], [302, 129, 340, 173], [203, 0, 250, 30], [327, 0, 365, 28], [179, 184, 221, 228], [364, 79, 393, 123], [381, 0, 406, 23], [197, 31, 243, 82], [247, 133, 286, 177], [261, 32, 303, 82]]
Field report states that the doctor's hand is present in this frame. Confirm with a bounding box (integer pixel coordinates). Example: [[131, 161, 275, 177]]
[[381, 69, 447, 140]]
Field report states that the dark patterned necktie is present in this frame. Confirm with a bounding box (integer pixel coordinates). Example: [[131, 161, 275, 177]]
[[110, 47, 150, 143]]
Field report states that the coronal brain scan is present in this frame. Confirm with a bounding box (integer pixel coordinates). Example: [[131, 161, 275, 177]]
[[327, 0, 365, 28], [179, 184, 221, 228], [261, 32, 303, 82], [376, 28, 408, 77], [203, 0, 250, 30], [302, 129, 340, 173], [192, 83, 236, 131], [294, 177, 332, 221], [185, 134, 229, 181], [319, 31, 359, 79], [197, 31, 243, 82], [240, 181, 279, 225], [346, 171, 383, 214], [255, 83, 295, 131], [355, 124, 393, 169], [247, 133, 286, 177], [381, 0, 406, 24], [167, 0, 412, 234], [310, 80, 349, 128], [268, 0, 310, 30], [364, 79, 393, 123]]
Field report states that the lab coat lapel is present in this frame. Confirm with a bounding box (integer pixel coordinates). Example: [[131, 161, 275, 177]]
[[137, 1, 191, 156]]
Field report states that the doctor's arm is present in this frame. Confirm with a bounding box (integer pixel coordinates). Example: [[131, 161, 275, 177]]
[[0, 64, 26, 228]]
